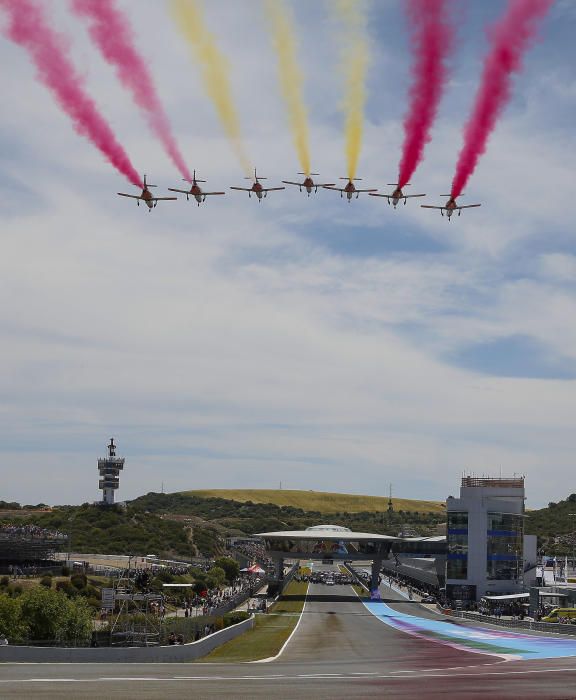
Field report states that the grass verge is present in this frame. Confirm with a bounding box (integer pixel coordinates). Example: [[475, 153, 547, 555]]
[[200, 580, 308, 663]]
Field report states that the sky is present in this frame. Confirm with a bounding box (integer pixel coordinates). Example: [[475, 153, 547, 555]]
[[0, 0, 574, 508]]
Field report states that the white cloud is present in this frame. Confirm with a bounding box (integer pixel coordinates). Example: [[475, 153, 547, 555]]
[[0, 0, 573, 508]]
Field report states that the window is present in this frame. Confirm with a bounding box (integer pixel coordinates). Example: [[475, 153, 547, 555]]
[[486, 512, 523, 580], [447, 512, 468, 530], [446, 557, 467, 579], [448, 534, 468, 555]]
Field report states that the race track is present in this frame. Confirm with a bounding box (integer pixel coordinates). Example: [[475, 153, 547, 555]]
[[2, 564, 576, 699]]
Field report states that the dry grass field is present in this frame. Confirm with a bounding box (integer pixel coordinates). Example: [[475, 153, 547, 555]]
[[184, 489, 445, 514]]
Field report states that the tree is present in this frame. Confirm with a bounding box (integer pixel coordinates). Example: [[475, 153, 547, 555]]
[[0, 594, 27, 643], [19, 587, 93, 644], [214, 557, 240, 583], [206, 566, 226, 590]]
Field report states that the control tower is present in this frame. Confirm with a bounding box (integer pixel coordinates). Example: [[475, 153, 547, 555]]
[[98, 438, 125, 505]]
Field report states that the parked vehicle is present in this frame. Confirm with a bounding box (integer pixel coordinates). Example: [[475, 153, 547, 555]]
[[542, 608, 576, 623]]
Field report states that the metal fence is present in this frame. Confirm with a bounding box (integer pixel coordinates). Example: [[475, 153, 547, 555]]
[[439, 608, 576, 636]]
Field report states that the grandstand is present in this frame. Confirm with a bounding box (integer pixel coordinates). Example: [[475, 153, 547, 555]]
[[0, 525, 68, 572]]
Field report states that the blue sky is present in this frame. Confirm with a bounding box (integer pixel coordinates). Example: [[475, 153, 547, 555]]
[[0, 0, 574, 507]]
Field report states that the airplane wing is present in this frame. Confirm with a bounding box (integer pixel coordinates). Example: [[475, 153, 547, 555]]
[[317, 183, 336, 187], [281, 181, 303, 186], [457, 204, 481, 209], [262, 187, 285, 192], [117, 193, 143, 200], [167, 188, 190, 194], [355, 188, 378, 193], [368, 193, 389, 198], [230, 186, 253, 191], [151, 197, 177, 202], [404, 194, 426, 198], [420, 205, 444, 210], [203, 191, 226, 196], [322, 186, 344, 192]]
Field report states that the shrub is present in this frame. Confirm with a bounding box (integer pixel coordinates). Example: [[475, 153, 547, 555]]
[[56, 581, 77, 597], [40, 576, 53, 589], [0, 576, 8, 587], [70, 573, 87, 590], [61, 566, 71, 576], [223, 611, 249, 628]]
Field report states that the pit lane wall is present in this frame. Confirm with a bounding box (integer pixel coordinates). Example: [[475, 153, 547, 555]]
[[0, 616, 254, 663]]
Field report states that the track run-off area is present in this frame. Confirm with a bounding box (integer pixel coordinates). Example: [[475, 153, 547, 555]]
[[2, 564, 576, 699]]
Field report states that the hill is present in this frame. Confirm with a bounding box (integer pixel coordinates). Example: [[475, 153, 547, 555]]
[[0, 503, 223, 558], [182, 489, 445, 515], [525, 493, 576, 554]]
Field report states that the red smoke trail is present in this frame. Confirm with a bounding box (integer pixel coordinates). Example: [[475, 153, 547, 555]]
[[398, 0, 454, 189], [451, 0, 553, 198], [0, 0, 141, 186], [72, 0, 191, 181]]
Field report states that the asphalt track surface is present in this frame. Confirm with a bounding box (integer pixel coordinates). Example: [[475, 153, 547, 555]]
[[2, 565, 576, 699]]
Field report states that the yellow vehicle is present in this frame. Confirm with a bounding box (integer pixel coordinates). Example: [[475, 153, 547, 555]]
[[542, 608, 576, 623]]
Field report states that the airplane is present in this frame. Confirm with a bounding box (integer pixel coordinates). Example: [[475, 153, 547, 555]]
[[281, 172, 335, 196], [167, 170, 225, 206], [230, 169, 285, 201], [421, 195, 481, 220], [117, 174, 177, 211], [323, 178, 377, 202], [369, 183, 426, 208]]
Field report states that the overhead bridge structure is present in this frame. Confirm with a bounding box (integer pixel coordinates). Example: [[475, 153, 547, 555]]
[[257, 524, 446, 593]]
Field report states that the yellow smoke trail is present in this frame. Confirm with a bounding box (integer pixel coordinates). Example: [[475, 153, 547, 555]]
[[170, 0, 251, 175], [333, 0, 369, 180], [264, 0, 311, 176]]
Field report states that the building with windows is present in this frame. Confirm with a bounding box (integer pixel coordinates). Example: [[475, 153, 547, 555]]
[[446, 476, 536, 602], [97, 438, 125, 505]]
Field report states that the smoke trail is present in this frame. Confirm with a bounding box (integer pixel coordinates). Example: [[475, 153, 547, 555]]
[[170, 0, 251, 175], [72, 0, 191, 181], [397, 0, 454, 189], [334, 0, 370, 181], [0, 0, 141, 186], [264, 0, 311, 176], [451, 0, 553, 198]]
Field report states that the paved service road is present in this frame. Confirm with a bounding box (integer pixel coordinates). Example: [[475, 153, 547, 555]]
[[2, 565, 576, 698]]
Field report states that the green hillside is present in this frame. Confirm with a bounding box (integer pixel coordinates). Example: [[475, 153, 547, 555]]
[[183, 489, 445, 515]]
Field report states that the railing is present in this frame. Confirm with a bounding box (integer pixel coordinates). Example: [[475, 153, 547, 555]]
[[438, 608, 576, 636]]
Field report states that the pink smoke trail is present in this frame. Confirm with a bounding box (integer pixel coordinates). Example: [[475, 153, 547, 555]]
[[72, 0, 191, 181], [0, 0, 141, 186], [397, 0, 454, 189], [451, 0, 553, 198]]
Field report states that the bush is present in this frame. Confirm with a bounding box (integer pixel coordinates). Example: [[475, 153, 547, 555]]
[[20, 587, 93, 644], [0, 594, 27, 642], [61, 566, 71, 576], [40, 576, 53, 589], [0, 576, 8, 587], [223, 611, 249, 628], [56, 581, 77, 597], [70, 573, 87, 590]]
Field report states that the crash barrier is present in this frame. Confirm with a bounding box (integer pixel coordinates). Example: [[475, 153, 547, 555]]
[[439, 608, 576, 636], [0, 616, 255, 663], [281, 562, 299, 591]]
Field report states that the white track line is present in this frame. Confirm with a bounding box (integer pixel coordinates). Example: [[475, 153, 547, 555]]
[[252, 581, 309, 663]]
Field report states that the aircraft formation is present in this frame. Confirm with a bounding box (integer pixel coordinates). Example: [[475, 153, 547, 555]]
[[118, 170, 481, 221], [1, 0, 551, 225]]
